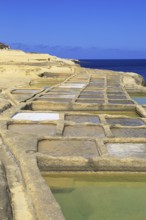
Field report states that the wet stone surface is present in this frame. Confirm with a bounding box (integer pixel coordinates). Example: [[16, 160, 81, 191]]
[[38, 139, 99, 157], [86, 84, 104, 88], [107, 89, 123, 92], [81, 91, 104, 95], [63, 125, 105, 137], [107, 92, 125, 95], [86, 86, 104, 90], [51, 89, 78, 93], [106, 143, 146, 158], [76, 100, 105, 104], [106, 118, 145, 126], [41, 94, 76, 99], [8, 123, 56, 136], [48, 91, 78, 96], [107, 96, 127, 99], [109, 100, 134, 104], [79, 95, 104, 99], [111, 128, 146, 138], [65, 115, 100, 123]]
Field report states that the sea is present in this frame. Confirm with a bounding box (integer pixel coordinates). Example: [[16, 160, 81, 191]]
[[79, 59, 146, 81]]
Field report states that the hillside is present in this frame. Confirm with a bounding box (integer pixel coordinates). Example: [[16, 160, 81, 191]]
[[0, 42, 10, 49]]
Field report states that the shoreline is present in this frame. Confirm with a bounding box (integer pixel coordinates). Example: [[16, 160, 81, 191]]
[[1, 49, 146, 220], [79, 59, 146, 82]]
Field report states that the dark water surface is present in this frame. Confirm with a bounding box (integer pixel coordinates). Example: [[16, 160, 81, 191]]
[[79, 59, 146, 80]]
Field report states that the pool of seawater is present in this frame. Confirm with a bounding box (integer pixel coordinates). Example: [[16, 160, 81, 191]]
[[131, 94, 146, 105], [43, 172, 146, 220]]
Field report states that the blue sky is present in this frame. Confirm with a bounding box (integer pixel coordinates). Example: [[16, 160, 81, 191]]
[[0, 0, 146, 58]]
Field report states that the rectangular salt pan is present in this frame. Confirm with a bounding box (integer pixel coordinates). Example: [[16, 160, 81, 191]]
[[12, 113, 59, 121], [59, 83, 86, 88], [63, 125, 105, 138], [107, 143, 146, 158], [41, 94, 76, 99], [8, 124, 56, 136], [38, 139, 99, 157]]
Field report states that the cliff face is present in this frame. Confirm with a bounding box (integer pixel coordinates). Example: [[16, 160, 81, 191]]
[[0, 42, 10, 50]]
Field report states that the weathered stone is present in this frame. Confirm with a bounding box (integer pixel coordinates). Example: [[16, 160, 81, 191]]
[[1, 49, 146, 220], [38, 139, 99, 158]]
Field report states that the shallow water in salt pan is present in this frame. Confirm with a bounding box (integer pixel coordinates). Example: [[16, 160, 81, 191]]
[[132, 97, 146, 104], [44, 173, 146, 220]]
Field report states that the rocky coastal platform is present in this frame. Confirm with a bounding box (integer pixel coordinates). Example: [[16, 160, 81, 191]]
[[1, 49, 146, 219]]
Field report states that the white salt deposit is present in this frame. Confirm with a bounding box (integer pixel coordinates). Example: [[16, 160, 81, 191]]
[[59, 83, 86, 88], [107, 143, 146, 158], [43, 94, 76, 98], [12, 113, 59, 121]]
